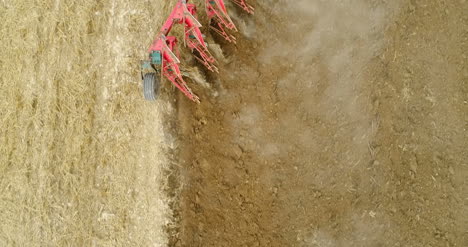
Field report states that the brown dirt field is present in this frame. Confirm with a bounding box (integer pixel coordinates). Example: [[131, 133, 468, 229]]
[[173, 0, 467, 246]]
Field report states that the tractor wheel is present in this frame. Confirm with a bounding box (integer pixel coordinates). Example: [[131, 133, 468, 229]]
[[143, 73, 159, 101]]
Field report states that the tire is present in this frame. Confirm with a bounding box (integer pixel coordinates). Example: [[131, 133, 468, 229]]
[[143, 73, 159, 101]]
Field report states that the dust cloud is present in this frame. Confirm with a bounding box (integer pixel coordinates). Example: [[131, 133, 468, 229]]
[[260, 0, 400, 112], [256, 0, 402, 159], [255, 1, 402, 243]]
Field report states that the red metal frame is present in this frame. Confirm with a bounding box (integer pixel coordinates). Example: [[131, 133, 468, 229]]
[[148, 0, 213, 102], [154, 0, 217, 72], [230, 0, 254, 14], [206, 0, 238, 43], [146, 0, 253, 102], [149, 35, 200, 102]]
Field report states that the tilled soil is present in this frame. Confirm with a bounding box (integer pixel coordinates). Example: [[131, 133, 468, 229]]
[[173, 0, 467, 246]]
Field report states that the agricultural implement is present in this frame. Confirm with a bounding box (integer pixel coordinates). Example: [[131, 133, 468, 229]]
[[141, 0, 254, 103]]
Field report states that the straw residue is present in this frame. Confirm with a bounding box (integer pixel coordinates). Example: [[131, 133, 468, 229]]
[[0, 0, 177, 245]]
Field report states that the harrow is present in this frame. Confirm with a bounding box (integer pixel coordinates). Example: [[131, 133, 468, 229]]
[[141, 0, 254, 103]]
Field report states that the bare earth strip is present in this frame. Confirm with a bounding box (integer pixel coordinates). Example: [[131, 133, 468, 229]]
[[175, 0, 467, 246]]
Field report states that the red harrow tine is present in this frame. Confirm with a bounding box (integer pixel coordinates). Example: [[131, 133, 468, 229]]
[[210, 22, 237, 43], [183, 3, 219, 72], [148, 35, 199, 102], [206, 0, 237, 30], [162, 0, 218, 72], [162, 36, 200, 102], [206, 0, 238, 43], [230, 0, 254, 14]]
